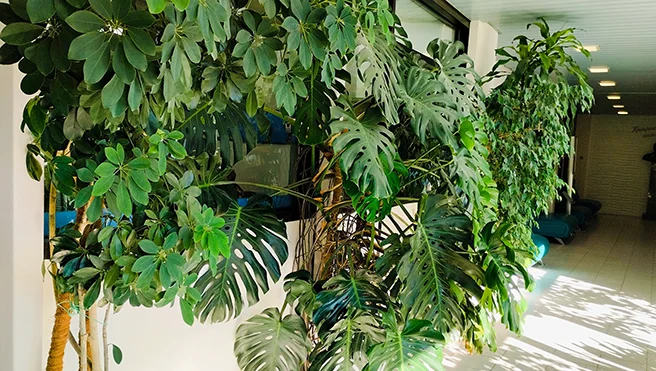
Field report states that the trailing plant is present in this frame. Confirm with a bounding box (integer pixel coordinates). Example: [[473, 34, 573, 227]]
[[485, 18, 594, 249], [0, 0, 576, 368]]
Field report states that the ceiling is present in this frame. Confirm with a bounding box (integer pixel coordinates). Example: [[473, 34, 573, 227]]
[[446, 0, 656, 115]]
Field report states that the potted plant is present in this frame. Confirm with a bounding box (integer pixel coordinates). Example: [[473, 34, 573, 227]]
[[1, 0, 589, 365]]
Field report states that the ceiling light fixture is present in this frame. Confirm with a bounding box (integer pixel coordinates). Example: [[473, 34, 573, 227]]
[[607, 95, 622, 100], [599, 81, 616, 87], [613, 105, 625, 109], [581, 45, 600, 52], [617, 111, 629, 115], [589, 66, 610, 73]]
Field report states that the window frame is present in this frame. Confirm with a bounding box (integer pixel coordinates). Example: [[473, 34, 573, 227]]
[[391, 0, 470, 48]]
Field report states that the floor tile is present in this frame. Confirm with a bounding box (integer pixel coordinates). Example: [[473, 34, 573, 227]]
[[443, 215, 656, 371]]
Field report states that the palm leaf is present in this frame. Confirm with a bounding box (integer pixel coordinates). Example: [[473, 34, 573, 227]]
[[313, 269, 388, 333], [234, 307, 311, 371], [397, 194, 485, 331], [309, 310, 385, 371], [330, 106, 399, 201], [400, 66, 459, 146], [365, 310, 445, 371], [427, 39, 484, 118], [194, 195, 288, 322]]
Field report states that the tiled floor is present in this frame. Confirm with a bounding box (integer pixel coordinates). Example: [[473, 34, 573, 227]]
[[443, 214, 656, 371]]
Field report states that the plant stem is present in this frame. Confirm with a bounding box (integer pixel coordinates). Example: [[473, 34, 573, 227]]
[[199, 181, 322, 206], [88, 304, 102, 371], [78, 286, 88, 371], [103, 305, 111, 371]]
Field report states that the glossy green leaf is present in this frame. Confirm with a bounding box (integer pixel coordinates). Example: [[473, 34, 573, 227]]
[[235, 308, 311, 371], [0, 23, 44, 45], [66, 11, 105, 33], [26, 0, 55, 23], [83, 41, 110, 84]]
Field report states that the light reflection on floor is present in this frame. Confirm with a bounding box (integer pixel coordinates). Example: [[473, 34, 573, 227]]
[[442, 215, 656, 371]]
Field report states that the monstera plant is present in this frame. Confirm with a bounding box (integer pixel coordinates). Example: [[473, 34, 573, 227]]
[[1, 0, 590, 365]]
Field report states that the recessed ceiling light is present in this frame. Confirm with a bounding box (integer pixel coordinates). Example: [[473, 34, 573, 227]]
[[589, 66, 610, 73], [581, 45, 600, 52], [613, 105, 625, 109], [599, 81, 616, 87], [607, 95, 621, 100], [617, 111, 629, 115]]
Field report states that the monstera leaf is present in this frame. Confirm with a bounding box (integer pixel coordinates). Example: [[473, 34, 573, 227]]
[[313, 269, 388, 332], [181, 103, 259, 167], [365, 310, 445, 371], [193, 196, 288, 322], [401, 66, 459, 147], [235, 307, 311, 371], [294, 77, 337, 145], [427, 39, 484, 118], [398, 194, 485, 331], [309, 310, 384, 371], [355, 33, 402, 124], [330, 106, 399, 201]]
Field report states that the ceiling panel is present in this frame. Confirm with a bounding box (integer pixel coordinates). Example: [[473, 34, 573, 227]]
[[447, 0, 656, 115]]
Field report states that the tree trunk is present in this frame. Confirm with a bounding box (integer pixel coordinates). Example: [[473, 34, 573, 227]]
[[45, 292, 72, 371], [88, 304, 102, 371], [78, 286, 88, 371]]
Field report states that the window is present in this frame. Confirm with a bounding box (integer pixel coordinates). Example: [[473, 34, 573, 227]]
[[393, 0, 469, 54]]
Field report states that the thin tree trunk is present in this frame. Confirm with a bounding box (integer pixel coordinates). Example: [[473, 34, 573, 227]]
[[88, 304, 102, 371], [103, 305, 111, 371], [78, 286, 88, 371], [46, 183, 70, 371], [46, 292, 73, 371]]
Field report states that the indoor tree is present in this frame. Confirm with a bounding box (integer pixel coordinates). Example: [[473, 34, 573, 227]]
[[485, 18, 594, 250], [0, 0, 588, 366]]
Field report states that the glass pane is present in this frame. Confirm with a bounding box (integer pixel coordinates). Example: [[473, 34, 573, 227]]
[[395, 0, 456, 55]]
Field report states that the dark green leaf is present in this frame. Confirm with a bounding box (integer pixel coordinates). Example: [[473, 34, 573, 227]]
[[116, 181, 131, 216], [83, 40, 110, 84], [127, 28, 155, 56], [26, 0, 55, 23], [92, 175, 115, 196], [83, 279, 101, 308], [66, 10, 105, 33], [122, 10, 155, 28], [89, 0, 111, 18], [102, 75, 126, 108], [112, 344, 123, 364], [0, 22, 44, 45]]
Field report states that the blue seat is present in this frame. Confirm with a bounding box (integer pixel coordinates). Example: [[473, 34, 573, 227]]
[[531, 233, 550, 265], [533, 214, 578, 241]]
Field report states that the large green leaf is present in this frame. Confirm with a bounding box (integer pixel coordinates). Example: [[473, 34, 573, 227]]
[[234, 308, 311, 371], [313, 269, 388, 332], [355, 33, 402, 124], [398, 194, 485, 332], [401, 67, 458, 147], [193, 196, 288, 322], [181, 103, 259, 167], [330, 106, 398, 200], [309, 310, 384, 371], [293, 77, 335, 145], [365, 310, 445, 371], [427, 39, 484, 118]]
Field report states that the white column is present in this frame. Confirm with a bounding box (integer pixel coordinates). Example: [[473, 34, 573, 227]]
[[467, 20, 501, 93], [0, 61, 44, 370]]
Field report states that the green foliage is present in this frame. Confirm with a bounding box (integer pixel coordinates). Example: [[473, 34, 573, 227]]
[[234, 308, 311, 371], [486, 18, 594, 246], [2, 0, 590, 365]]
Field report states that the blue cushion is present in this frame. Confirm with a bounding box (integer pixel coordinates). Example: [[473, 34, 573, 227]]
[[533, 214, 578, 239], [531, 233, 550, 264]]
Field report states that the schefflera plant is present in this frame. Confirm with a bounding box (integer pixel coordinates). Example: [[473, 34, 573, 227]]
[[0, 0, 554, 367]]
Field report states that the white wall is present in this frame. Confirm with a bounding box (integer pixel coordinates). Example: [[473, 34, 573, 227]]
[[0, 62, 44, 370], [467, 20, 501, 93], [42, 221, 300, 371], [578, 115, 656, 216]]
